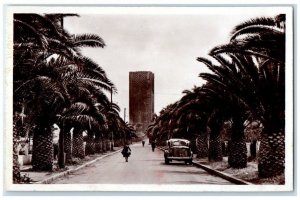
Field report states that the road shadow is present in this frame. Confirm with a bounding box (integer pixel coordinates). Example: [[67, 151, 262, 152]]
[[158, 169, 208, 176], [159, 162, 194, 166], [135, 159, 163, 162]]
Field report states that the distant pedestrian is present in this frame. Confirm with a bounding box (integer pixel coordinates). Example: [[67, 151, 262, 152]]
[[121, 144, 131, 162], [142, 140, 145, 147], [151, 142, 156, 152]]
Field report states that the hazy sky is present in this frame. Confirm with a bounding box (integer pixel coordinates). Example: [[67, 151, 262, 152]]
[[63, 8, 280, 120]]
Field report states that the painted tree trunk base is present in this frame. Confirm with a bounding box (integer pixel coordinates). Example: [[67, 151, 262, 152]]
[[228, 139, 247, 168], [32, 126, 53, 171], [258, 132, 285, 178]]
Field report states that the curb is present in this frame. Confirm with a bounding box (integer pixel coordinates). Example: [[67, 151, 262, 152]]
[[157, 146, 252, 185], [192, 162, 253, 185], [36, 149, 122, 184]]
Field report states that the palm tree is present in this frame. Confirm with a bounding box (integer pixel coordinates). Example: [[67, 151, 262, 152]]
[[197, 56, 250, 168], [85, 132, 96, 155], [13, 115, 24, 182], [72, 126, 85, 159], [228, 15, 285, 177], [52, 54, 114, 166], [146, 87, 209, 159], [205, 108, 223, 162], [14, 14, 69, 171], [146, 121, 160, 143], [171, 88, 209, 157], [200, 14, 285, 177], [58, 97, 108, 157], [16, 64, 70, 170], [13, 13, 109, 171], [63, 123, 73, 164], [152, 103, 179, 144], [62, 56, 115, 157], [211, 15, 285, 64]]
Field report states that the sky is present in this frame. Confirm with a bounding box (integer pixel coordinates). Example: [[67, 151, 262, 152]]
[[63, 8, 281, 121]]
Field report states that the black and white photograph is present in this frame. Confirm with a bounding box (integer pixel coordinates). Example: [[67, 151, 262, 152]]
[[3, 4, 294, 193]]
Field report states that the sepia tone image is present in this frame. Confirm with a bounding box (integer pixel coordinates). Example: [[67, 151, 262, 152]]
[[6, 6, 293, 191]]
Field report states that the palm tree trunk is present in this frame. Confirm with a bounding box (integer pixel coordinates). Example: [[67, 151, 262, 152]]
[[95, 135, 102, 154], [228, 122, 247, 168], [64, 127, 72, 164], [103, 139, 109, 152], [106, 139, 110, 151], [114, 139, 121, 147], [208, 134, 223, 162], [258, 131, 285, 178], [58, 123, 65, 168], [101, 139, 106, 152], [228, 138, 247, 168], [72, 128, 85, 159], [13, 123, 21, 183], [221, 141, 228, 156], [32, 124, 53, 171], [249, 140, 257, 160], [196, 133, 208, 158], [85, 132, 95, 155], [207, 113, 223, 162]]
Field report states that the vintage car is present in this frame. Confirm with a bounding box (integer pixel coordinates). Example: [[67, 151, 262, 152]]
[[164, 138, 193, 164]]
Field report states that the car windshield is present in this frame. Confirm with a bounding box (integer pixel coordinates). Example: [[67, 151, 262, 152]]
[[167, 139, 190, 147]]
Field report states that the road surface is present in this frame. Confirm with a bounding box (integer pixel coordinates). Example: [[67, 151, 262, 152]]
[[51, 142, 233, 184]]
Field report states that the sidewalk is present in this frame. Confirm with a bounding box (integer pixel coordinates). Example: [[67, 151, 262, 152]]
[[20, 147, 123, 183], [192, 157, 253, 185]]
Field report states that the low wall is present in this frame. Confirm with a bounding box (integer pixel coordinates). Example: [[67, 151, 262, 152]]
[[18, 154, 32, 166]]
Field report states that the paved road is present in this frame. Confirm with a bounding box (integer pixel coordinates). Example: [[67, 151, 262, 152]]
[[51, 142, 233, 184]]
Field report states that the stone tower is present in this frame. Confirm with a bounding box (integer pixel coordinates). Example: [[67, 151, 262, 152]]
[[129, 71, 154, 136]]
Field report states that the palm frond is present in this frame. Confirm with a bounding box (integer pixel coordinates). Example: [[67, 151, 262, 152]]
[[64, 102, 91, 115], [72, 34, 105, 48], [78, 77, 114, 92], [230, 17, 275, 35], [14, 19, 48, 49], [210, 43, 283, 64], [231, 25, 284, 41], [47, 38, 81, 60]]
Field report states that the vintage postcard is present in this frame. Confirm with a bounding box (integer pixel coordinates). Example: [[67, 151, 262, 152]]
[[4, 5, 294, 192]]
